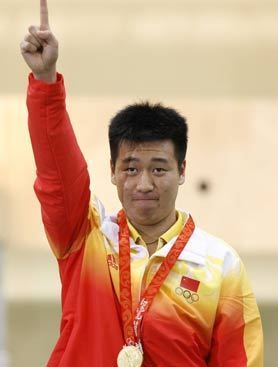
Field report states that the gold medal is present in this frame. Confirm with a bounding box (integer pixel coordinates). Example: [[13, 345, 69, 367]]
[[117, 345, 143, 367]]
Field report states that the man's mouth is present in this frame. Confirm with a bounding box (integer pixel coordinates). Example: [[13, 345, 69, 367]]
[[132, 196, 159, 201]]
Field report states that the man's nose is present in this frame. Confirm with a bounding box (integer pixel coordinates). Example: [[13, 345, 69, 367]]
[[136, 171, 154, 192]]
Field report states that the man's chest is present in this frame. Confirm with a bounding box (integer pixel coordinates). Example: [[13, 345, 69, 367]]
[[105, 240, 222, 321], [104, 245, 223, 363]]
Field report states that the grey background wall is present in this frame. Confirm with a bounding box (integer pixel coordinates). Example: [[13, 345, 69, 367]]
[[0, 0, 277, 366]]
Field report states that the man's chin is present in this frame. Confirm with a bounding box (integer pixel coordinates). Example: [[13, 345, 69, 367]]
[[125, 208, 159, 226]]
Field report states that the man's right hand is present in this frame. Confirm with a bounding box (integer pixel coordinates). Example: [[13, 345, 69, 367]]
[[20, 0, 58, 83]]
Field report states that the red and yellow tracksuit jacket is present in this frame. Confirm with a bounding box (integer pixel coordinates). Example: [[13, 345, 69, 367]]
[[26, 72, 263, 367]]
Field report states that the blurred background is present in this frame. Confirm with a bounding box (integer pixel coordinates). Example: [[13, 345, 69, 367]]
[[0, 0, 278, 366]]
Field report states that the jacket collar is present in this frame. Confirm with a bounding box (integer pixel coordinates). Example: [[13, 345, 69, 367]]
[[101, 214, 206, 266]]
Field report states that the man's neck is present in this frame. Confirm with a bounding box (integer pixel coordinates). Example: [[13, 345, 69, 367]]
[[129, 209, 177, 247]]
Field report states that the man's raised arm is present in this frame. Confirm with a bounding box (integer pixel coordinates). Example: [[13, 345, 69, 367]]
[[20, 0, 91, 258]]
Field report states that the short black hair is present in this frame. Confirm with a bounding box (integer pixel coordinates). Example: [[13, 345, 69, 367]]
[[109, 101, 188, 169]]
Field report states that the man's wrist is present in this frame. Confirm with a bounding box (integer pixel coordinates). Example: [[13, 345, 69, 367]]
[[33, 68, 57, 84]]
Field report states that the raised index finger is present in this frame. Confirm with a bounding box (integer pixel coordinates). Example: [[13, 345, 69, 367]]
[[40, 0, 50, 29]]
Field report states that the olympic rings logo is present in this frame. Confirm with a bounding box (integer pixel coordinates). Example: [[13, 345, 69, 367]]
[[175, 287, 199, 304]]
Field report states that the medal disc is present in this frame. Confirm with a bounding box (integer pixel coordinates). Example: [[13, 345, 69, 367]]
[[117, 345, 143, 367]]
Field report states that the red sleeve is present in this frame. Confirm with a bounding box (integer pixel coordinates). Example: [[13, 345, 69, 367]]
[[27, 72, 91, 259]]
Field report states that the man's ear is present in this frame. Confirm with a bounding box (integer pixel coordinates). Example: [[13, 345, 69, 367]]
[[178, 160, 186, 185], [110, 159, 116, 185]]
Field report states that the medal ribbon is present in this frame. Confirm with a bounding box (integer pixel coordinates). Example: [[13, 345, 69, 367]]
[[117, 209, 195, 346]]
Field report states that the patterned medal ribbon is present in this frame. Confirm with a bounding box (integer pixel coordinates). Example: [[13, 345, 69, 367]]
[[117, 209, 195, 348]]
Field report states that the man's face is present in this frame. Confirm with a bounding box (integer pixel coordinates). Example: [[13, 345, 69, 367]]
[[111, 140, 186, 226]]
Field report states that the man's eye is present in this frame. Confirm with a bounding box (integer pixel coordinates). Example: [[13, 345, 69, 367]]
[[126, 167, 138, 175], [153, 168, 166, 174]]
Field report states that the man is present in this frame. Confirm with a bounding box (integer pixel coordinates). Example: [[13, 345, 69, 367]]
[[20, 1, 263, 366]]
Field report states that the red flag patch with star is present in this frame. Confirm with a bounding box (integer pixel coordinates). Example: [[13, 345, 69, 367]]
[[180, 276, 200, 292]]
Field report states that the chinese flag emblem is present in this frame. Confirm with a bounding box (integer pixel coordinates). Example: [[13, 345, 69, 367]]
[[180, 276, 200, 292]]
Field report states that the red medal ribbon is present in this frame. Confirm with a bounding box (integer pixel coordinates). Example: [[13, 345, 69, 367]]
[[117, 209, 195, 347]]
